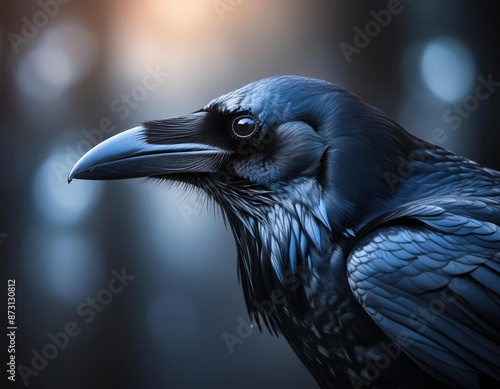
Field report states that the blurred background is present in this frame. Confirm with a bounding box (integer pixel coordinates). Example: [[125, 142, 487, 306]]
[[1, 1, 499, 388]]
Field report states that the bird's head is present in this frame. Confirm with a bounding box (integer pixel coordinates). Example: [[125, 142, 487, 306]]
[[69, 75, 419, 234], [69, 75, 426, 330]]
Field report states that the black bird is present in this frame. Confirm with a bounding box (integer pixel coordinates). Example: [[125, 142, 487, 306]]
[[69, 76, 500, 388]]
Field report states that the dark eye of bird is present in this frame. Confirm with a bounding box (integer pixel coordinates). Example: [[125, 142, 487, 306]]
[[232, 115, 258, 138]]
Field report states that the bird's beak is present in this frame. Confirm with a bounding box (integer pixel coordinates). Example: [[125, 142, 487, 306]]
[[68, 112, 231, 182]]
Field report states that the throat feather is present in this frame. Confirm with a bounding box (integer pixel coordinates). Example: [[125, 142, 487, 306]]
[[229, 186, 332, 332]]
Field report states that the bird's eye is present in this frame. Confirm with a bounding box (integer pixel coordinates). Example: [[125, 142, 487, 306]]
[[232, 116, 258, 138]]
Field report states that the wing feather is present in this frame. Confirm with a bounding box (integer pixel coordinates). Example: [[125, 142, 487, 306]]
[[348, 200, 500, 388]]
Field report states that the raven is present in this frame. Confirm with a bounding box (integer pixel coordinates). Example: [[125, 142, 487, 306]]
[[69, 76, 500, 388]]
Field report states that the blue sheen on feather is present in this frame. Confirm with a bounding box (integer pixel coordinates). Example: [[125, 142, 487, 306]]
[[299, 231, 308, 260], [305, 214, 322, 252], [270, 239, 284, 283], [289, 234, 298, 273], [312, 196, 331, 230]]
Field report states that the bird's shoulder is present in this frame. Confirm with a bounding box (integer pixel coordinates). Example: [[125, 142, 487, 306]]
[[346, 195, 500, 388]]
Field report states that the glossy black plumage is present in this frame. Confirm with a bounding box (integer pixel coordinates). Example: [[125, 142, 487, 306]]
[[69, 76, 500, 388]]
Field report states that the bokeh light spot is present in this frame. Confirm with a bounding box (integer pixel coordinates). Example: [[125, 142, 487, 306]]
[[420, 37, 475, 102], [43, 234, 104, 302], [23, 229, 105, 304], [33, 147, 103, 225], [16, 22, 97, 100]]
